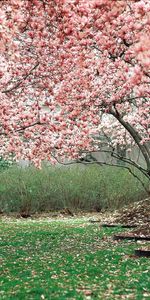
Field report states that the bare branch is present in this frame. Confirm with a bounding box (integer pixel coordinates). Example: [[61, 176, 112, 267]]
[[51, 154, 149, 194]]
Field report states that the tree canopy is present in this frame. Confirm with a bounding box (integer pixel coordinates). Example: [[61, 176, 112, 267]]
[[0, 0, 150, 180]]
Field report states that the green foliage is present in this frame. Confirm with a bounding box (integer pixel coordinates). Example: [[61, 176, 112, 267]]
[[0, 156, 12, 171], [0, 219, 150, 299], [0, 164, 148, 213]]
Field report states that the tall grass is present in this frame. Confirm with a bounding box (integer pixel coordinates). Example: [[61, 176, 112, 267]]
[[0, 164, 148, 214]]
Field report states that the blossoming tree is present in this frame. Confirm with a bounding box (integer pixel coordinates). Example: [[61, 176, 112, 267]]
[[0, 0, 150, 184]]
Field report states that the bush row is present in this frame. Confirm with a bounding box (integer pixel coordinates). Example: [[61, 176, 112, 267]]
[[0, 164, 148, 214]]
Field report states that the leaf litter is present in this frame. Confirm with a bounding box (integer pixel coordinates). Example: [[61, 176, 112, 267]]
[[0, 198, 150, 299]]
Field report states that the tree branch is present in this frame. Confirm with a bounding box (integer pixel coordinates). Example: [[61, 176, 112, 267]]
[[51, 154, 149, 194], [0, 120, 45, 136], [110, 107, 150, 173], [2, 62, 39, 94]]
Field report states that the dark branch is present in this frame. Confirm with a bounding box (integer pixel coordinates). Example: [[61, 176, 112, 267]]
[[2, 62, 39, 94], [51, 154, 149, 194]]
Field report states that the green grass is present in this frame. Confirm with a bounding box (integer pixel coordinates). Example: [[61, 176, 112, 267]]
[[0, 164, 148, 213], [0, 218, 150, 299]]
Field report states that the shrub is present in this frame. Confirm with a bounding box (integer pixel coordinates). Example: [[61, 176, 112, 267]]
[[0, 164, 148, 214]]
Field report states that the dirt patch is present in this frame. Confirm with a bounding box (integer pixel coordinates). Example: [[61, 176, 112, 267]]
[[99, 198, 150, 226], [102, 198, 150, 240], [114, 198, 150, 226]]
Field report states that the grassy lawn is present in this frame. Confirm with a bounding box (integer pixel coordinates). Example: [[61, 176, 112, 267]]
[[0, 217, 150, 299]]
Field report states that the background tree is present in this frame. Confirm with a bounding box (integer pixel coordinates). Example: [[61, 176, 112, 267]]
[[0, 0, 150, 185]]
